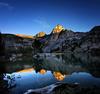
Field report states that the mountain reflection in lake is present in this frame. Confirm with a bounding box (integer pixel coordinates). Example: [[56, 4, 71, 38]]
[[0, 53, 100, 94]]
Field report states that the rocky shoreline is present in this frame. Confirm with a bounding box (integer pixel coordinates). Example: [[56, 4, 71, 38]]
[[24, 82, 100, 94]]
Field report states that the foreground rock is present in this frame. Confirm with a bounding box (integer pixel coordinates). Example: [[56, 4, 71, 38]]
[[24, 82, 100, 94]]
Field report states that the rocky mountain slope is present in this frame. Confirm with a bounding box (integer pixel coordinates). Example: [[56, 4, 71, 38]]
[[42, 25, 85, 52], [42, 25, 100, 55], [75, 26, 100, 54]]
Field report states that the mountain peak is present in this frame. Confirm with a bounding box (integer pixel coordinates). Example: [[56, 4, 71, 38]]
[[35, 32, 46, 38], [52, 24, 64, 34]]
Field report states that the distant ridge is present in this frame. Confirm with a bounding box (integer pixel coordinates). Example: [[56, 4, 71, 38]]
[[15, 34, 33, 39]]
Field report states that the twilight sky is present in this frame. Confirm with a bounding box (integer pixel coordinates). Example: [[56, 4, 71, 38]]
[[0, 0, 100, 35]]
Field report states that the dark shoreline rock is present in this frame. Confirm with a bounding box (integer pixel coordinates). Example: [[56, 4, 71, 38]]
[[0, 32, 5, 56], [24, 82, 100, 94], [24, 82, 79, 94]]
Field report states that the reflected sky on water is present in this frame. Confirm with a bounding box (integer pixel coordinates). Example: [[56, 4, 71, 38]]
[[0, 53, 100, 94]]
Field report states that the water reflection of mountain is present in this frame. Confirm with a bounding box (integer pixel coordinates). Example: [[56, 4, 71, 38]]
[[1, 53, 100, 77], [17, 68, 66, 81], [33, 53, 100, 78], [0, 53, 100, 94]]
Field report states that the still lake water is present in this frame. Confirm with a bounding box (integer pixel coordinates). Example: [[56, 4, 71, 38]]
[[0, 53, 100, 94]]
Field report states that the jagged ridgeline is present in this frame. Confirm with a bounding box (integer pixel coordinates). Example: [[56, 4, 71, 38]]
[[32, 25, 100, 56], [32, 24, 65, 53], [1, 25, 100, 55]]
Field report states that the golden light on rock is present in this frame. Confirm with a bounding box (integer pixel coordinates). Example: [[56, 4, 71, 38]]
[[39, 69, 47, 74], [36, 32, 46, 38], [53, 72, 66, 81], [18, 68, 34, 73], [53, 24, 64, 33], [16, 34, 33, 39]]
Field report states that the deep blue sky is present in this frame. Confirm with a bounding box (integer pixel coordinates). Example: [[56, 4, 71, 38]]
[[0, 0, 100, 35]]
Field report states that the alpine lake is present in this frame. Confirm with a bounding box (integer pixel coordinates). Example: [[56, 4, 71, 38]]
[[0, 53, 100, 94]]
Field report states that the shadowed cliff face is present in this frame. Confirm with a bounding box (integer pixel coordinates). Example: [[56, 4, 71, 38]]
[[0, 32, 5, 56], [43, 28, 85, 53], [43, 24, 65, 52], [74, 26, 100, 55]]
